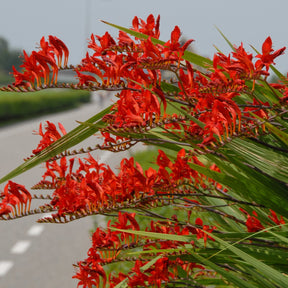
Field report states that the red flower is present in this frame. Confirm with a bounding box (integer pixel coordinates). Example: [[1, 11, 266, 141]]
[[73, 261, 106, 288], [132, 14, 161, 39], [156, 150, 173, 169], [0, 181, 31, 216], [255, 36, 286, 71], [194, 218, 216, 246], [111, 212, 140, 243], [91, 227, 120, 251], [76, 70, 98, 86], [128, 260, 150, 287], [0, 203, 13, 217], [231, 43, 255, 78], [32, 121, 66, 155], [239, 208, 265, 232], [163, 25, 194, 63], [13, 51, 43, 87], [146, 257, 174, 287], [48, 35, 69, 67], [12, 35, 69, 88], [268, 210, 285, 226], [88, 32, 116, 55]]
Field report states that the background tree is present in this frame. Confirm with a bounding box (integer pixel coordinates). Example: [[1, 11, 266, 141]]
[[0, 37, 21, 85]]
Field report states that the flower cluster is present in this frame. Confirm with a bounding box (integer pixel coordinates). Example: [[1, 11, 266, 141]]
[[36, 148, 211, 215], [0, 118, 218, 287], [0, 181, 31, 217], [9, 15, 287, 148], [32, 121, 67, 155], [12, 35, 69, 88], [73, 211, 214, 288], [239, 208, 285, 232], [76, 15, 286, 146]]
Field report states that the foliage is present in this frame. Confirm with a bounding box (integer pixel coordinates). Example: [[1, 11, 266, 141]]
[[1, 15, 288, 288], [0, 89, 90, 124]]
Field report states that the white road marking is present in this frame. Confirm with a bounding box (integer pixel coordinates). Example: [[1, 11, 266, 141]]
[[0, 261, 13, 277], [27, 225, 44, 236], [10, 241, 31, 254]]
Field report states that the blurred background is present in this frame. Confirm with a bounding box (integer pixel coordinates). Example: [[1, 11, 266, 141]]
[[0, 0, 288, 287]]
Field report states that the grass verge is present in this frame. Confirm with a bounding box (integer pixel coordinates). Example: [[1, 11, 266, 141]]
[[0, 89, 91, 125]]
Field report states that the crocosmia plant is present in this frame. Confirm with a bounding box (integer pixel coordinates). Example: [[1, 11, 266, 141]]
[[1, 14, 288, 287]]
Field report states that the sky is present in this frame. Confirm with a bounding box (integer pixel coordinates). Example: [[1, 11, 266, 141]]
[[1, 0, 288, 74]]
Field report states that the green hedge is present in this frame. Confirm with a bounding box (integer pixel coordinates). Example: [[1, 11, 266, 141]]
[[0, 89, 91, 124]]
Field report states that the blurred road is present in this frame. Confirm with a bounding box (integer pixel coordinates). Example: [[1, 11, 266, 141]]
[[0, 92, 134, 288]]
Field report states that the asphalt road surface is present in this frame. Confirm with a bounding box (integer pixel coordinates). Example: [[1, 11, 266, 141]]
[[0, 92, 135, 288]]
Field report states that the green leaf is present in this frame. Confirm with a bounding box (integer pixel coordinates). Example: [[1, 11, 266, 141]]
[[110, 227, 193, 242], [176, 265, 188, 278], [264, 120, 288, 146], [227, 137, 288, 183], [161, 81, 181, 94], [209, 224, 288, 262], [253, 80, 281, 104], [126, 247, 186, 256], [140, 255, 163, 272], [205, 136, 288, 217], [215, 26, 235, 52], [270, 65, 286, 82], [192, 278, 234, 286], [206, 232, 288, 287], [267, 231, 288, 245], [221, 149, 288, 218], [215, 231, 288, 241], [191, 252, 258, 288], [188, 161, 249, 194]]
